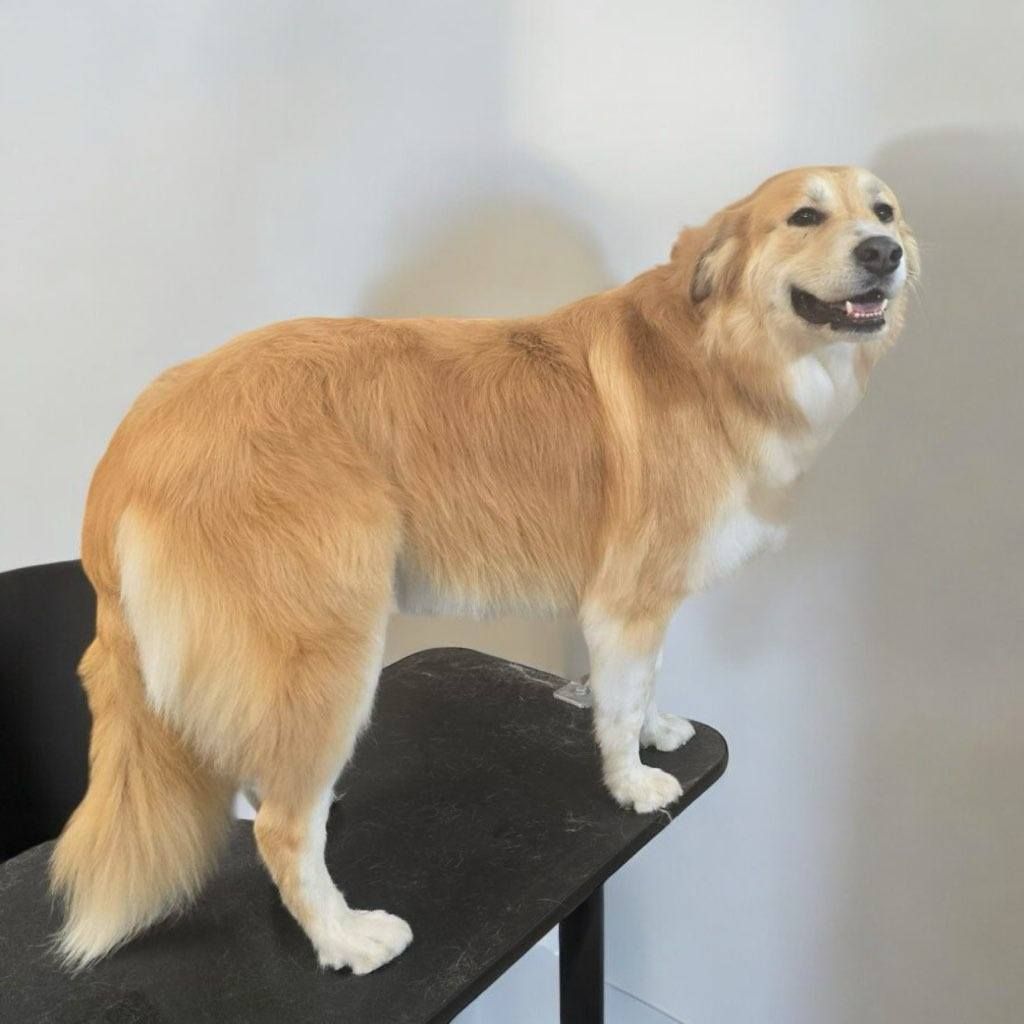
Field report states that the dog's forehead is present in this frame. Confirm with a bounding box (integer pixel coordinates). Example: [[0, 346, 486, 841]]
[[855, 168, 886, 198], [848, 168, 902, 211], [729, 167, 901, 228], [769, 166, 884, 207]]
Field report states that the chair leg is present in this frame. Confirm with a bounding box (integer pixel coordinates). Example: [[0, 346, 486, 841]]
[[559, 885, 604, 1024]]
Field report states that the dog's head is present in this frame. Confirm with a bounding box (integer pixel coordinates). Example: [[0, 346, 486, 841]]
[[675, 167, 918, 347]]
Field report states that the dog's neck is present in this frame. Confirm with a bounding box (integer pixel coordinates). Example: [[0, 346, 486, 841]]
[[614, 264, 805, 435]]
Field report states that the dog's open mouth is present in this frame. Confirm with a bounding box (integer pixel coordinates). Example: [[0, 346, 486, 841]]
[[790, 286, 888, 333]]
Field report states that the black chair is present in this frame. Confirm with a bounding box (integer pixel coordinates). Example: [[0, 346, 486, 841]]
[[0, 561, 94, 860], [0, 561, 727, 1023]]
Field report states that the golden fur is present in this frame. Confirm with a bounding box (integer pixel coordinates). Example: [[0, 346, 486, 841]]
[[52, 166, 917, 969]]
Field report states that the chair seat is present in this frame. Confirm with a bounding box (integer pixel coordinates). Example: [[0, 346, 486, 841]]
[[0, 647, 727, 1024]]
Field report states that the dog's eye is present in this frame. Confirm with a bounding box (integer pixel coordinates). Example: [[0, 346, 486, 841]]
[[873, 202, 895, 223], [787, 207, 826, 227]]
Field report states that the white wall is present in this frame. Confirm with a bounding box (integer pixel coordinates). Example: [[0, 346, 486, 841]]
[[4, 3, 1022, 1022], [0, 0, 599, 674]]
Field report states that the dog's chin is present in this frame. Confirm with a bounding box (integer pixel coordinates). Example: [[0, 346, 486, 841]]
[[790, 285, 892, 336]]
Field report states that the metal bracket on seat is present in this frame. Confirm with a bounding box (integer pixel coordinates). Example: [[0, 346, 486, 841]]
[[553, 675, 592, 709]]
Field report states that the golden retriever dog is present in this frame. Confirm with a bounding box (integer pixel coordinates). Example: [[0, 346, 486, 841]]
[[52, 166, 917, 973]]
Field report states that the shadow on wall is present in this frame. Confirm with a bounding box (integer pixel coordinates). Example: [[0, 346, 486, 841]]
[[598, 130, 1023, 1024], [360, 198, 612, 319], [359, 197, 611, 676], [828, 129, 1024, 1023]]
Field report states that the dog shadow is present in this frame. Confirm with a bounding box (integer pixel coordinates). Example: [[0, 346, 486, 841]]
[[820, 127, 1024, 1022], [603, 128, 1024, 1024]]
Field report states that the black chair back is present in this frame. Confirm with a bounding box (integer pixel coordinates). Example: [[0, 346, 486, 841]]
[[0, 561, 94, 860]]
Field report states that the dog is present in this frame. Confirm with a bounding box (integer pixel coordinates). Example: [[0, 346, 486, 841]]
[[51, 166, 916, 974]]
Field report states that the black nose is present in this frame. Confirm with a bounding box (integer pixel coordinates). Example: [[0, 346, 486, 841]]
[[853, 235, 903, 277]]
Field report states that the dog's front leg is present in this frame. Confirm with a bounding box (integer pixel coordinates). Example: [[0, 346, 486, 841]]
[[640, 650, 696, 751], [582, 611, 685, 814]]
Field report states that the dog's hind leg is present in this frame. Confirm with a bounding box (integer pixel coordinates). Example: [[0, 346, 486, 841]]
[[249, 605, 412, 974]]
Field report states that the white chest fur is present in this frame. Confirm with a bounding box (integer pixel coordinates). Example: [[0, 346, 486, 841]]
[[760, 342, 865, 489], [687, 342, 865, 592], [686, 490, 788, 592]]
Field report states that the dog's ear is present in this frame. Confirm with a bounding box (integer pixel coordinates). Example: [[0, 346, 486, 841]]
[[900, 218, 921, 281], [672, 209, 749, 305]]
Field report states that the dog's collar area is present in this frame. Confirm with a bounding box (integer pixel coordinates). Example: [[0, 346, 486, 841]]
[[790, 286, 888, 333]]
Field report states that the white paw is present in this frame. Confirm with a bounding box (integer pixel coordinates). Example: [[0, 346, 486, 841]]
[[641, 712, 696, 752], [607, 765, 683, 814], [315, 908, 413, 974]]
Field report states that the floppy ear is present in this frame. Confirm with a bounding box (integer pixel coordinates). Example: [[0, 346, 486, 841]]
[[672, 209, 749, 305]]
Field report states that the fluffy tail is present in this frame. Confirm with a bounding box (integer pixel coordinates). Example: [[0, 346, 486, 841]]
[[50, 602, 231, 968]]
